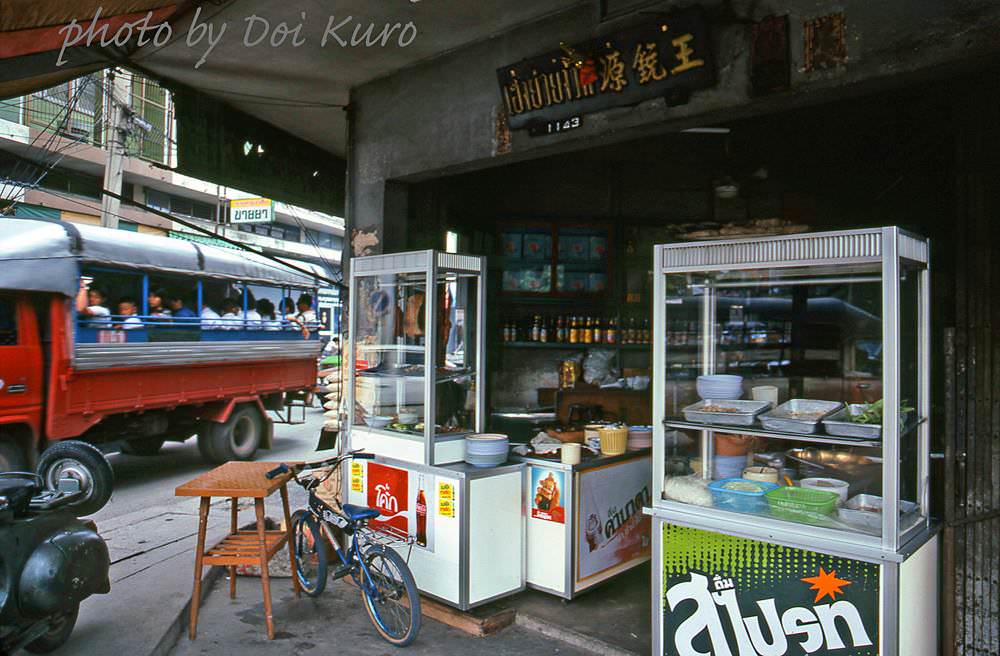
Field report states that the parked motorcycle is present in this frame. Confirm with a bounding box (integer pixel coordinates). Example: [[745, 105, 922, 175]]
[[0, 472, 110, 654]]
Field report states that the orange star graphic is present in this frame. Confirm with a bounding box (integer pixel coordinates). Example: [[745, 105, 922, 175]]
[[801, 568, 852, 603]]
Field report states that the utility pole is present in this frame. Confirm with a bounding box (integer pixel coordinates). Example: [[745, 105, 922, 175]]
[[100, 68, 130, 228]]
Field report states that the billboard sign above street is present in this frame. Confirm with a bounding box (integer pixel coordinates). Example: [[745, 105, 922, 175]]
[[230, 197, 274, 224]]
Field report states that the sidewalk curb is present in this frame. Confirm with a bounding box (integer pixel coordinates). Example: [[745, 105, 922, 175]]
[[148, 566, 223, 656], [515, 614, 640, 656]]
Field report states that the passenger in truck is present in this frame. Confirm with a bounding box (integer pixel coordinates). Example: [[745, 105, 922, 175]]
[[242, 291, 262, 328], [257, 298, 281, 330], [76, 278, 111, 325], [116, 297, 143, 330], [219, 297, 242, 330], [296, 293, 317, 325], [167, 291, 197, 322], [147, 288, 172, 319], [200, 302, 222, 329]]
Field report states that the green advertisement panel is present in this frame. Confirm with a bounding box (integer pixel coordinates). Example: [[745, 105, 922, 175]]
[[662, 523, 879, 656]]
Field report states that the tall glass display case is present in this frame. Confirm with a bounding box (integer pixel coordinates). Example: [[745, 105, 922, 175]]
[[648, 228, 939, 656], [344, 251, 525, 612], [347, 250, 486, 466]]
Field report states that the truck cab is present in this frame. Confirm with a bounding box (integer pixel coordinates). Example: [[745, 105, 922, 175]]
[[0, 294, 44, 471]]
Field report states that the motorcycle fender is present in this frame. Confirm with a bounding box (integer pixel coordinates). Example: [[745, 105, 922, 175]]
[[19, 524, 110, 618]]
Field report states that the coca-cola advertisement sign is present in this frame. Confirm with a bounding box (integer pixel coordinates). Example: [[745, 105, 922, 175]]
[[365, 463, 436, 552], [367, 463, 409, 535]]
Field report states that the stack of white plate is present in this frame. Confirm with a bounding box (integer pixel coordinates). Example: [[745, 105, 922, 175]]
[[627, 426, 653, 451], [464, 434, 510, 468], [696, 375, 744, 400]]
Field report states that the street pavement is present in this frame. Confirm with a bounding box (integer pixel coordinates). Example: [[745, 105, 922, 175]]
[[53, 408, 331, 656], [168, 572, 592, 656]]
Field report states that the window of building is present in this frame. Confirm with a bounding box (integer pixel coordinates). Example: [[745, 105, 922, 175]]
[[30, 73, 101, 141], [128, 76, 170, 163], [235, 221, 301, 242], [144, 189, 216, 221], [38, 167, 102, 199], [306, 228, 336, 249]]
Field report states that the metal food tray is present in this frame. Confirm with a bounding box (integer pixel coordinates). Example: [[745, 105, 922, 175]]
[[759, 399, 843, 434], [682, 399, 772, 427], [837, 494, 919, 532], [823, 404, 882, 439]]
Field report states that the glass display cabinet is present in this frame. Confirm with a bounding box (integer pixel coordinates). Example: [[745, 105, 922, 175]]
[[648, 228, 939, 656], [347, 251, 485, 466]]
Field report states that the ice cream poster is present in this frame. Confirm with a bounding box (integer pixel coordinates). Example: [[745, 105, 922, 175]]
[[531, 468, 565, 524], [576, 457, 652, 583]]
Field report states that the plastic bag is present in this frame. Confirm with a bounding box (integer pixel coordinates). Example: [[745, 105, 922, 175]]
[[583, 349, 618, 386]]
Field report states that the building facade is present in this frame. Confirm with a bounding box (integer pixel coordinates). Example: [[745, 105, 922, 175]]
[[0, 69, 344, 288]]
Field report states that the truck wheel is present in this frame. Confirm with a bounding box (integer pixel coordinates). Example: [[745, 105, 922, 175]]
[[121, 437, 165, 456], [37, 441, 114, 516], [203, 405, 263, 464], [25, 603, 79, 654], [0, 440, 28, 472]]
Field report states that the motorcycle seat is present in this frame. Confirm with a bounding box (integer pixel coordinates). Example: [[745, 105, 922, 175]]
[[341, 504, 380, 523], [0, 478, 39, 516]]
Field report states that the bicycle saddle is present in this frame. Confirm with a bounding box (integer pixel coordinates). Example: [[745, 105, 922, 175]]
[[341, 504, 380, 522]]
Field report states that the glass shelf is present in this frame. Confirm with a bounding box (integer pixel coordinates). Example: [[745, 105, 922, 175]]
[[662, 416, 923, 449], [357, 368, 475, 384]]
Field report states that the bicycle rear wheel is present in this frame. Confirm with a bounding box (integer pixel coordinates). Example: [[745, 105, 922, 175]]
[[291, 510, 327, 597], [359, 544, 421, 647]]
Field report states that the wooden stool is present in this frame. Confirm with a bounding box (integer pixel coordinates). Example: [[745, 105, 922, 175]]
[[176, 461, 301, 640]]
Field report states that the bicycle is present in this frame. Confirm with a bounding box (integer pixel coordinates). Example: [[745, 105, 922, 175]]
[[266, 452, 421, 647]]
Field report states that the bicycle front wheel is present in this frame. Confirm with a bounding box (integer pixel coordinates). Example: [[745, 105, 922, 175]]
[[359, 544, 421, 647], [292, 510, 327, 597]]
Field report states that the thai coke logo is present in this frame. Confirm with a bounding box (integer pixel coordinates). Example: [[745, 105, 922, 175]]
[[375, 483, 399, 515]]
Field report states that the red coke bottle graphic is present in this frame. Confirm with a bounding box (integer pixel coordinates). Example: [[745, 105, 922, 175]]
[[415, 486, 427, 547]]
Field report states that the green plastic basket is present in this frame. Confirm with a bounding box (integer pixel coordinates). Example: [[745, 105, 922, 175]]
[[766, 486, 839, 522]]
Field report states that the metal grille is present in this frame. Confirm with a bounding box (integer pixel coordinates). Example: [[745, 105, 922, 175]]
[[435, 252, 482, 272], [659, 230, 883, 271], [945, 88, 1000, 656], [351, 250, 433, 274]]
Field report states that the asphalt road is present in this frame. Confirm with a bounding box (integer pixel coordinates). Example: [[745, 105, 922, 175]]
[[92, 407, 330, 524], [51, 407, 333, 656]]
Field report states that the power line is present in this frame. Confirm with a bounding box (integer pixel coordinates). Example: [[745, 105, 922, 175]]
[[2, 147, 343, 289]]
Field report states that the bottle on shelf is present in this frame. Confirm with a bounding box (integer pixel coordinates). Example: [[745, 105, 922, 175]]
[[557, 315, 566, 343], [540, 316, 549, 343], [582, 316, 592, 344], [531, 315, 541, 342], [642, 317, 651, 344], [593, 316, 603, 343], [606, 317, 617, 344], [569, 316, 579, 344]]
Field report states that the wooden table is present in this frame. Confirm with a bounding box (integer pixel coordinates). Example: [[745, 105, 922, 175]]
[[175, 461, 301, 640]]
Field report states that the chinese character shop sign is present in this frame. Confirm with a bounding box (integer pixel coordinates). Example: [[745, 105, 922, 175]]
[[497, 8, 716, 130]]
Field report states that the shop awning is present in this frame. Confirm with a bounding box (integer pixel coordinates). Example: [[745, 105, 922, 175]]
[[0, 0, 577, 159], [0, 1, 187, 99]]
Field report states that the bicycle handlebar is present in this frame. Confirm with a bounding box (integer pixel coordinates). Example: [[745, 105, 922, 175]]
[[266, 451, 374, 480]]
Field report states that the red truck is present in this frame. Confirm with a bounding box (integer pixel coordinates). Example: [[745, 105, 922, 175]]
[[0, 219, 322, 513]]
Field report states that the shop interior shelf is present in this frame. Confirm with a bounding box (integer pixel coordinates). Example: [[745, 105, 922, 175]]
[[501, 341, 651, 350], [661, 417, 924, 448], [357, 368, 475, 383]]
